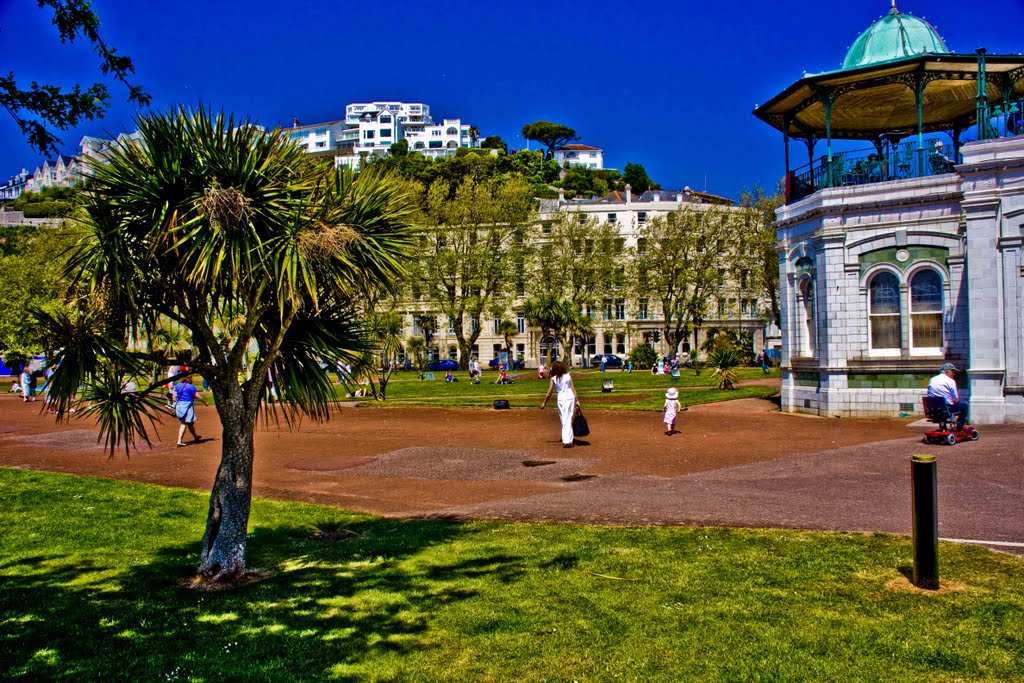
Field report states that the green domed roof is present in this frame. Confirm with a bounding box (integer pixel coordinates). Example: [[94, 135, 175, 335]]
[[842, 5, 949, 70]]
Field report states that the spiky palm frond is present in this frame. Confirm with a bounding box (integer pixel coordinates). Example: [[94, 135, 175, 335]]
[[51, 105, 415, 452], [75, 366, 170, 455]]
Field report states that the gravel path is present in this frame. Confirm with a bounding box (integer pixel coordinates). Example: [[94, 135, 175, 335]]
[[1, 394, 1020, 553]]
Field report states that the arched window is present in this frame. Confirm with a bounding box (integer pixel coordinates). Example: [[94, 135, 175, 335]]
[[446, 127, 458, 135], [800, 278, 816, 356], [910, 269, 943, 348], [414, 141, 424, 149], [446, 140, 457, 149], [869, 271, 901, 349]]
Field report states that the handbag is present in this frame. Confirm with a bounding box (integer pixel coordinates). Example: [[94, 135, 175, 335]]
[[571, 404, 590, 437]]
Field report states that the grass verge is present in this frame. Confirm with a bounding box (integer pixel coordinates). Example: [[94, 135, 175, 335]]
[[2, 468, 1021, 682], [352, 368, 781, 410]]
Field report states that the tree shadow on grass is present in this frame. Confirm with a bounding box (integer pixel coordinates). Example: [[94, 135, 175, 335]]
[[0, 517, 529, 681]]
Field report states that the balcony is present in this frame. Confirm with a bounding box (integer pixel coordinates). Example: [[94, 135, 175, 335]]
[[786, 141, 958, 204]]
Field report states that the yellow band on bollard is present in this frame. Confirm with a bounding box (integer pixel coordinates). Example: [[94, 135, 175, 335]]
[[913, 454, 936, 463]]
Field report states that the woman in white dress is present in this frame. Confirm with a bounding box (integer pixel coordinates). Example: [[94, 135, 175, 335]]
[[540, 360, 580, 448]]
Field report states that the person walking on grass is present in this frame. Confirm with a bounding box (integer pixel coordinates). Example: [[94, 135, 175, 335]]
[[540, 360, 580, 448], [664, 387, 682, 435], [173, 375, 208, 447]]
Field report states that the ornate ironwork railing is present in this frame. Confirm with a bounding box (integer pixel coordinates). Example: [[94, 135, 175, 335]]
[[989, 97, 1024, 139], [786, 141, 960, 203]]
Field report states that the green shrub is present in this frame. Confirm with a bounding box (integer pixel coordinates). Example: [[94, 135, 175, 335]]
[[628, 342, 657, 369], [709, 346, 741, 390], [21, 201, 73, 218], [701, 327, 755, 365]]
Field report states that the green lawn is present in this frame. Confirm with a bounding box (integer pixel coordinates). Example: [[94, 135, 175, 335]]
[[356, 367, 781, 410], [2, 468, 1022, 682]]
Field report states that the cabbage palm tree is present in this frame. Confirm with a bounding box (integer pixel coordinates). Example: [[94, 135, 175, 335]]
[[42, 107, 414, 582]]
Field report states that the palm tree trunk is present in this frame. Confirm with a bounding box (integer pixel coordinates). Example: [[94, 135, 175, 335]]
[[199, 387, 255, 581]]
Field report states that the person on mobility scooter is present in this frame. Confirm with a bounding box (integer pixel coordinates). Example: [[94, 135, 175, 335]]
[[923, 362, 979, 445]]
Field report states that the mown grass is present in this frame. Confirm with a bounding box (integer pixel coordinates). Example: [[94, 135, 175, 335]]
[[2, 468, 1022, 682], [355, 367, 781, 410]]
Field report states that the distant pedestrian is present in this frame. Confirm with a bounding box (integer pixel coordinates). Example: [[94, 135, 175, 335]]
[[537, 362, 546, 380], [20, 367, 34, 402], [173, 375, 208, 447], [540, 360, 580, 448], [663, 387, 682, 435]]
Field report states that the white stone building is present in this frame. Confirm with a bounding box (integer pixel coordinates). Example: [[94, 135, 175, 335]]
[[394, 185, 771, 370], [757, 6, 1024, 423], [554, 144, 604, 170], [281, 101, 479, 169]]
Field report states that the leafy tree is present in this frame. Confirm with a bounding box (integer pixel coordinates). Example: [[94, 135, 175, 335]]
[[388, 138, 409, 157], [736, 186, 785, 327], [468, 125, 480, 146], [631, 206, 737, 357], [622, 162, 658, 194], [523, 295, 566, 364], [556, 165, 608, 199], [361, 310, 405, 400], [411, 176, 536, 369], [521, 121, 579, 160], [561, 304, 595, 369], [481, 135, 508, 154], [1, 0, 151, 157], [532, 213, 624, 366], [0, 222, 81, 359], [496, 318, 518, 355], [40, 107, 414, 582], [406, 335, 426, 374]]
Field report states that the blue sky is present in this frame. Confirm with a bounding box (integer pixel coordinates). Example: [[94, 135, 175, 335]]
[[2, 0, 1023, 199]]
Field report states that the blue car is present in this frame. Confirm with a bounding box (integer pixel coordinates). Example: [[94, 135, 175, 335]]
[[427, 359, 459, 372], [488, 358, 525, 370], [591, 354, 624, 368]]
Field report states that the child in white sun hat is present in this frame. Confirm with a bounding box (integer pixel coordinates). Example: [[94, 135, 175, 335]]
[[664, 387, 682, 435]]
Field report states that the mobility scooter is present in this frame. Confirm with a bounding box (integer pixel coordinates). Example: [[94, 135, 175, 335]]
[[922, 396, 979, 445]]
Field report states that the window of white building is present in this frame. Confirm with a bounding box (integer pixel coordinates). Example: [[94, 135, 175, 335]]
[[910, 268, 943, 350], [869, 271, 901, 350], [799, 278, 816, 356]]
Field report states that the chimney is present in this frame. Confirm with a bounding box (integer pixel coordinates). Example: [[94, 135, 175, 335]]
[[293, 118, 300, 128], [625, 184, 632, 203], [676, 192, 683, 203], [558, 188, 565, 203]]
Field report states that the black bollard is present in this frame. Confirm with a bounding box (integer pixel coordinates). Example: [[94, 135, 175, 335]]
[[911, 454, 939, 590]]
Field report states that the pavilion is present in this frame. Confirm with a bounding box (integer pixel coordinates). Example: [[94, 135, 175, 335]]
[[754, 2, 1024, 424]]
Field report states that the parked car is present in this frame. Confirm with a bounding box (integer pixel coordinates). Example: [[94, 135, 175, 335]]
[[591, 354, 625, 368], [427, 359, 459, 372], [488, 358, 525, 370]]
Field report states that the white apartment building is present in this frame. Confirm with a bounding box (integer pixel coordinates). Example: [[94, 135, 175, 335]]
[[405, 119, 477, 159], [554, 144, 604, 170], [282, 101, 479, 169], [282, 119, 348, 154]]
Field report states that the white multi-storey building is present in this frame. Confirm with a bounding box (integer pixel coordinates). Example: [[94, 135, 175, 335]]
[[554, 144, 604, 170], [391, 185, 772, 370], [405, 119, 477, 159], [282, 101, 479, 169], [282, 119, 348, 154]]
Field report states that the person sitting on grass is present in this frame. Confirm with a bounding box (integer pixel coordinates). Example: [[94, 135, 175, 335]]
[[445, 370, 458, 383]]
